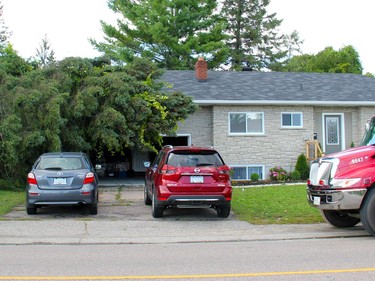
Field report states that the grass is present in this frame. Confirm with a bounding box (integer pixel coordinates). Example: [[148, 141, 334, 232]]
[[0, 189, 25, 216], [231, 184, 324, 224]]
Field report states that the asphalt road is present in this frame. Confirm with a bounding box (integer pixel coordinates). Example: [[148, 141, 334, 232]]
[[1, 237, 375, 280]]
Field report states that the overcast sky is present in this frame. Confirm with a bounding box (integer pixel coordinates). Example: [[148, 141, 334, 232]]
[[3, 0, 375, 74]]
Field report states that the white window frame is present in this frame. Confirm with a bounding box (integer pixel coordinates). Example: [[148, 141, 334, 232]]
[[228, 112, 265, 135], [281, 112, 303, 128], [230, 165, 265, 180]]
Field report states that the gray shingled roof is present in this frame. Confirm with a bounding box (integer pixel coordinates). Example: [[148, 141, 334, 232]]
[[162, 70, 375, 106]]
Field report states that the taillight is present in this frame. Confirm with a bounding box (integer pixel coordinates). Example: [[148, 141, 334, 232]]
[[160, 164, 176, 175], [83, 172, 95, 184], [27, 173, 37, 185], [217, 165, 230, 174], [217, 166, 230, 181]]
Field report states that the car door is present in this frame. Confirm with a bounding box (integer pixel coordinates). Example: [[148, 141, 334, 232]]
[[145, 150, 165, 192]]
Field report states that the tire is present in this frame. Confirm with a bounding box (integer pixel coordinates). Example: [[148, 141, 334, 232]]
[[88, 203, 98, 215], [320, 209, 360, 228], [217, 204, 231, 218], [360, 188, 375, 236], [26, 205, 37, 215], [144, 185, 152, 205], [151, 191, 163, 218]]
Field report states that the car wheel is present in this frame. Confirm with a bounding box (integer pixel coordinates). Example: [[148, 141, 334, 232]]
[[360, 188, 375, 236], [320, 209, 360, 228], [26, 205, 37, 215], [217, 204, 231, 218], [88, 203, 98, 215], [144, 185, 152, 205], [152, 191, 163, 218]]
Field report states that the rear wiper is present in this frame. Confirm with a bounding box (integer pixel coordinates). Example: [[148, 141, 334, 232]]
[[196, 163, 214, 166]]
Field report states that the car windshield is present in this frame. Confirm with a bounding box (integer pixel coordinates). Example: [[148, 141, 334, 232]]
[[167, 151, 224, 167], [37, 157, 85, 170]]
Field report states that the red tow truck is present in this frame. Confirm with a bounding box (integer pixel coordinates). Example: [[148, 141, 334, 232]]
[[307, 116, 375, 236]]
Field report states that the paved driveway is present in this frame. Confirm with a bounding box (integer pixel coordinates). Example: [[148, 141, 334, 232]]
[[3, 186, 229, 221], [0, 185, 370, 245]]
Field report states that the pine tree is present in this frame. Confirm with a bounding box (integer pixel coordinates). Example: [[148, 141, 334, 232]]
[[222, 0, 286, 70], [35, 35, 56, 68], [91, 0, 228, 70]]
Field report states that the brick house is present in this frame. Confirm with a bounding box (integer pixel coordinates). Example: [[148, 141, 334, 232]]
[[159, 58, 375, 180]]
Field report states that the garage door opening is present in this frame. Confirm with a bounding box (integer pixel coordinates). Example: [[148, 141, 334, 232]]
[[162, 135, 190, 146]]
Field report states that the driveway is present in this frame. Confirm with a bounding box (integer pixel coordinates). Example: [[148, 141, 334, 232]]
[[0, 185, 370, 245], [3, 186, 227, 221]]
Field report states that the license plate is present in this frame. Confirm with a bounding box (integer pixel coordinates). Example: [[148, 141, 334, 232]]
[[53, 178, 67, 185], [190, 175, 204, 183], [313, 196, 321, 205]]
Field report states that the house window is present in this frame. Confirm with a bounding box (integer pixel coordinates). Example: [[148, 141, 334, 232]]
[[229, 112, 264, 134], [281, 112, 303, 128], [231, 165, 264, 180]]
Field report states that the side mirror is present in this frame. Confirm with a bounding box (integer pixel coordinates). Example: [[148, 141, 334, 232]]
[[95, 164, 102, 170], [144, 161, 151, 168]]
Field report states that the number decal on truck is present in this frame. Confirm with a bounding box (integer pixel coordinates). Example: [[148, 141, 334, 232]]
[[350, 157, 363, 165]]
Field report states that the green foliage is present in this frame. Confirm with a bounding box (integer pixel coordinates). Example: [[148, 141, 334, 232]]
[[35, 35, 56, 68], [232, 185, 323, 224], [295, 153, 309, 180], [290, 170, 301, 181], [92, 0, 228, 70], [269, 166, 288, 181], [222, 0, 291, 70], [250, 173, 260, 181], [274, 45, 363, 74], [0, 56, 196, 183], [0, 44, 33, 76]]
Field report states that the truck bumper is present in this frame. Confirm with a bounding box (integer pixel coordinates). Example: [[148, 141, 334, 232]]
[[307, 187, 367, 210]]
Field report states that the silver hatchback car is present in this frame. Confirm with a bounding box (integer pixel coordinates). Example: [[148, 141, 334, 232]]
[[26, 152, 99, 215]]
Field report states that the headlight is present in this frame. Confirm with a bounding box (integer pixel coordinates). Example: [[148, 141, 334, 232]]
[[331, 178, 361, 188]]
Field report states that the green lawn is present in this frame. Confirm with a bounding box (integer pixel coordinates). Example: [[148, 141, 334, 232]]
[[231, 184, 324, 224], [0, 189, 25, 216]]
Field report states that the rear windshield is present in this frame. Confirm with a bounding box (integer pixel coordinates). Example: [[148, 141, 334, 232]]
[[36, 157, 85, 170], [167, 150, 224, 167]]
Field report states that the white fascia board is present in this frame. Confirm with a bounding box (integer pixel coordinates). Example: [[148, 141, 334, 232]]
[[193, 100, 375, 106]]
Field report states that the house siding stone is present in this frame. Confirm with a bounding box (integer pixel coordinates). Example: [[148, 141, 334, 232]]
[[177, 106, 213, 146], [178, 105, 314, 178]]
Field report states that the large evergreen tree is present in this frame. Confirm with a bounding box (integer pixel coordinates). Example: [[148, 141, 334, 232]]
[[222, 0, 287, 70], [91, 0, 228, 70]]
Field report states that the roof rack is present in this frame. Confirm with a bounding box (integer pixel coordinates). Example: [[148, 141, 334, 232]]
[[163, 145, 173, 149]]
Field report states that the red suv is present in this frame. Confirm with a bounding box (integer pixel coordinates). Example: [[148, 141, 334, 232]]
[[144, 145, 232, 218]]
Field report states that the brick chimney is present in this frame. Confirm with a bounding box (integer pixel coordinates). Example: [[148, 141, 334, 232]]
[[195, 57, 207, 81]]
